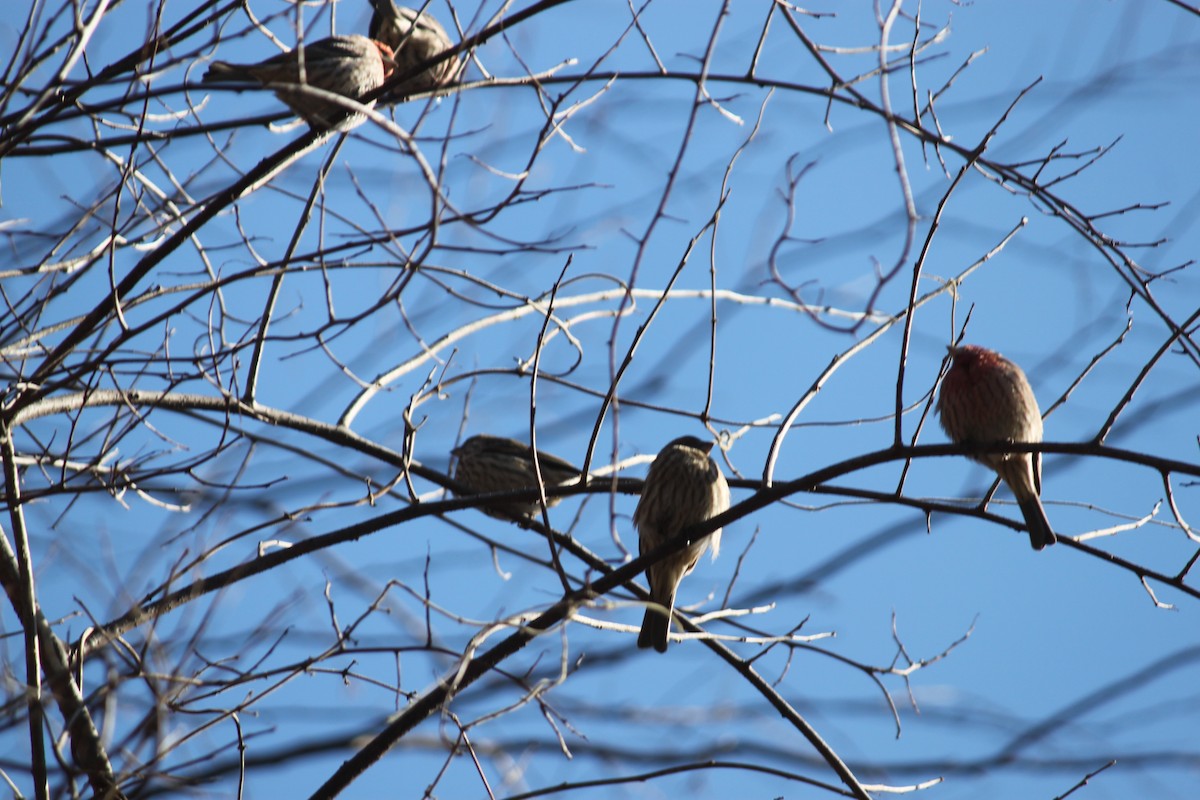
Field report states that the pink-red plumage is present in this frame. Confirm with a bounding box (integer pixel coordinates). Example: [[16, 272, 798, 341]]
[[203, 34, 396, 129], [937, 344, 1056, 550], [635, 436, 731, 652]]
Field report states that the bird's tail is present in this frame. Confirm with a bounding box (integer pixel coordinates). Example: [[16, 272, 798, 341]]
[[996, 456, 1057, 551], [1018, 495, 1057, 551], [637, 603, 672, 653], [202, 62, 253, 84]]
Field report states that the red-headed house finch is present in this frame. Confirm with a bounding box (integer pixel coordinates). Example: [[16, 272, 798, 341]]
[[937, 344, 1057, 551], [451, 435, 579, 519], [202, 34, 396, 129], [367, 1, 459, 97], [635, 436, 731, 653]]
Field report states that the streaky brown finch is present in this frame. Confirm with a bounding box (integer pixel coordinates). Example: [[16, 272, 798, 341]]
[[202, 34, 395, 129], [367, 0, 459, 97], [635, 436, 731, 653], [937, 344, 1057, 550], [451, 435, 579, 519]]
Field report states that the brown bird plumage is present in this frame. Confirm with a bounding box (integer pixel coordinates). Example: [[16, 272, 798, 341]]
[[937, 344, 1057, 550], [635, 436, 731, 653], [202, 34, 395, 129], [367, 1, 459, 97], [451, 435, 579, 519]]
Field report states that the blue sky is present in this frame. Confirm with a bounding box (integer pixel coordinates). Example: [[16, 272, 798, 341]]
[[3, 1, 1199, 798]]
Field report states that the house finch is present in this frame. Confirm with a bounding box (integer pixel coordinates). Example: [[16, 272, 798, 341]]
[[635, 436, 731, 653], [937, 344, 1057, 550], [451, 435, 579, 519], [367, 1, 459, 97], [202, 34, 396, 129]]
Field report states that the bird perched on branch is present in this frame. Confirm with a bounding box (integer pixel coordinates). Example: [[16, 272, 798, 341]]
[[367, 0, 459, 97], [635, 436, 731, 653], [937, 344, 1057, 550], [202, 34, 396, 129], [451, 435, 579, 519]]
